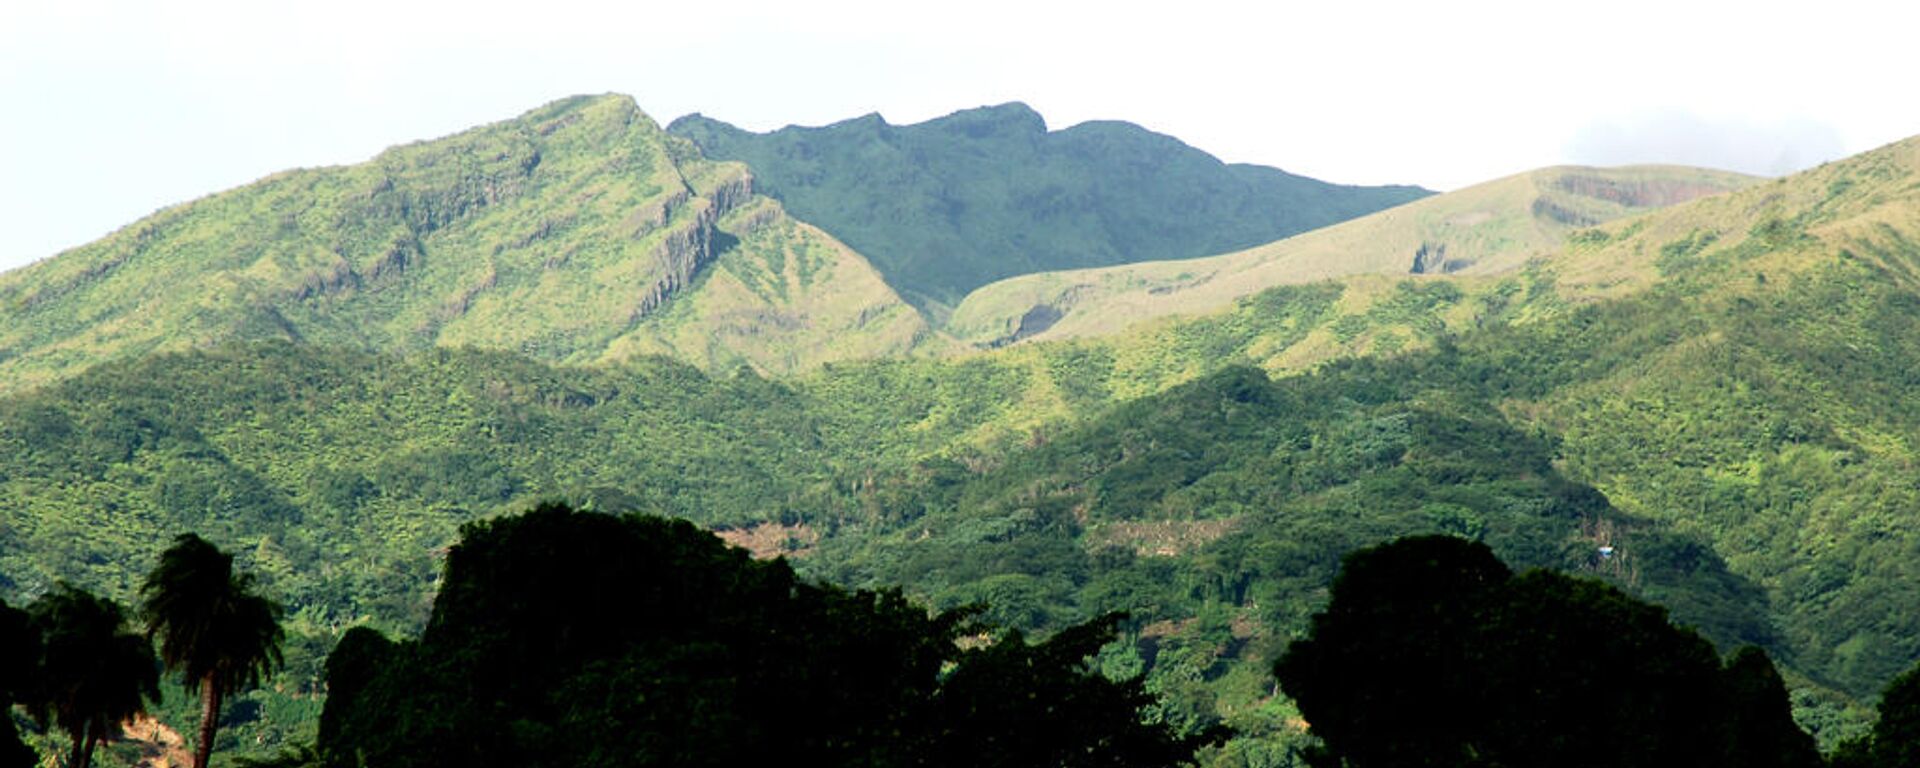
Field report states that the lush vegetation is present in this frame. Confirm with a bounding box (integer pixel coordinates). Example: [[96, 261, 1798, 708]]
[[669, 104, 1430, 312], [0, 535, 285, 768], [142, 534, 285, 768], [1834, 663, 1920, 767], [0, 332, 1800, 762], [319, 504, 1215, 768], [15, 587, 160, 768]]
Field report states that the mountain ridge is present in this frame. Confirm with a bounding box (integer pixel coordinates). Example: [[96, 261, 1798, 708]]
[[946, 163, 1761, 347], [0, 94, 926, 390], [668, 103, 1432, 313]]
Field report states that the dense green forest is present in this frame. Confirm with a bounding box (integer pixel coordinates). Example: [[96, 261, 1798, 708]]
[[0, 252, 1902, 759], [669, 104, 1430, 311]]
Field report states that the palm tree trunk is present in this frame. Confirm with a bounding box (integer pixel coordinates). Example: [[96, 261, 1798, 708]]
[[70, 720, 92, 768], [194, 676, 222, 768]]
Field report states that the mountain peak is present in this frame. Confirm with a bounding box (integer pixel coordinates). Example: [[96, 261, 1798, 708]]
[[669, 102, 1427, 309], [0, 94, 923, 388], [924, 102, 1048, 136]]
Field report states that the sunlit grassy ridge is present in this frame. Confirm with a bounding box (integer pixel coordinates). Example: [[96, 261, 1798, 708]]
[[0, 95, 925, 391], [946, 165, 1758, 346]]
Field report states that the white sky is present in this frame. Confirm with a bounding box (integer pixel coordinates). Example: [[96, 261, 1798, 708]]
[[3, 0, 1916, 271]]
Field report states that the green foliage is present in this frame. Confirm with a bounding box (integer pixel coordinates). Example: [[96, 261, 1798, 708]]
[[141, 533, 285, 768], [0, 322, 1788, 763], [23, 585, 162, 768], [1656, 229, 1721, 274], [319, 504, 1213, 768], [669, 105, 1429, 309], [1834, 661, 1920, 768]]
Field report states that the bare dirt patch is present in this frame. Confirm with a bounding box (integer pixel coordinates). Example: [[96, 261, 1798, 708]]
[[713, 521, 820, 559], [1087, 518, 1240, 557], [119, 715, 192, 768]]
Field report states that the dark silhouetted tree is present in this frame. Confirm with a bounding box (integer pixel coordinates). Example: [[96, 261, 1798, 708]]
[[1833, 660, 1920, 768], [928, 612, 1227, 768], [1875, 662, 1920, 768], [1717, 646, 1821, 768], [141, 533, 286, 768], [1275, 535, 1819, 768], [1272, 535, 1508, 768], [25, 585, 160, 768], [0, 599, 39, 768], [317, 503, 1214, 768]]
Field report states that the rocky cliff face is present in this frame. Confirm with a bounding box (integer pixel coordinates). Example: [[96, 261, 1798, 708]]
[[631, 168, 754, 320]]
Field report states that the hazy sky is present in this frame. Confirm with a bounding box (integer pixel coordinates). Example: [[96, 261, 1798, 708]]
[[3, 0, 1916, 271]]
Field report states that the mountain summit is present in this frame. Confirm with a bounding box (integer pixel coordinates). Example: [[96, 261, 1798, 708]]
[[669, 104, 1432, 314], [0, 95, 925, 389]]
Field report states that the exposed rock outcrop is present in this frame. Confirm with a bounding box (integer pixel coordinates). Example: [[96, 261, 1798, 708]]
[[629, 169, 755, 320]]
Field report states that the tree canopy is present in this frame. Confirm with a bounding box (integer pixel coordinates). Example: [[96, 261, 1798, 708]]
[[24, 585, 161, 768], [0, 599, 38, 768], [319, 503, 1216, 768], [141, 533, 285, 768], [1274, 535, 1821, 768]]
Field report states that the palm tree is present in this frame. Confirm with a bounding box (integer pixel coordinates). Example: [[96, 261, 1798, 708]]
[[140, 534, 285, 768], [26, 584, 161, 768]]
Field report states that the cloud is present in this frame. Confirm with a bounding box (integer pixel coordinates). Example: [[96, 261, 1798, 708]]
[[1563, 110, 1847, 177]]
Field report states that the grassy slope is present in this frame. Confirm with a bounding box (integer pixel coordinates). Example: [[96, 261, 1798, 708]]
[[607, 197, 937, 371], [946, 165, 1757, 346], [669, 104, 1431, 314], [0, 95, 925, 390]]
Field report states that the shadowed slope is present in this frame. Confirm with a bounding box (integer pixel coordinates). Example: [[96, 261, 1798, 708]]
[[670, 104, 1430, 314]]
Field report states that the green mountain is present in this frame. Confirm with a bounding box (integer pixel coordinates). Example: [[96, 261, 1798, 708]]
[[11, 125, 1920, 757], [0, 95, 927, 390], [5, 93, 1919, 763], [668, 104, 1432, 314], [947, 164, 1759, 347]]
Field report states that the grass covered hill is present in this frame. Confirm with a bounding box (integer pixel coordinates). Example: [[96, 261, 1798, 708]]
[[668, 104, 1432, 313], [0, 94, 927, 390], [947, 164, 1759, 347]]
